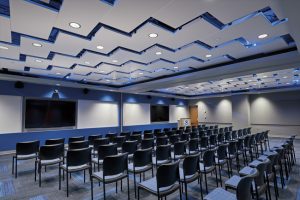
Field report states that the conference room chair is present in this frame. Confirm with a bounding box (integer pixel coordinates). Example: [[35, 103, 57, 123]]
[[137, 161, 182, 200], [45, 138, 65, 145], [200, 150, 218, 193], [68, 140, 89, 150], [130, 134, 142, 145], [12, 140, 40, 178], [128, 148, 154, 198], [237, 129, 243, 138], [132, 131, 142, 135], [243, 135, 252, 164], [215, 144, 231, 186], [92, 138, 109, 156], [169, 134, 180, 147], [199, 130, 205, 138], [114, 136, 126, 152], [180, 132, 190, 141], [190, 131, 198, 139], [156, 135, 168, 146], [59, 147, 92, 197], [91, 153, 130, 200], [143, 129, 153, 134], [199, 137, 209, 157], [179, 127, 184, 130], [122, 140, 138, 160], [228, 141, 240, 171], [173, 141, 187, 161], [105, 133, 117, 143], [209, 134, 217, 150], [217, 133, 225, 145], [263, 131, 271, 150], [180, 153, 203, 200], [92, 143, 118, 171], [172, 127, 178, 131], [231, 130, 238, 141], [68, 136, 85, 144], [154, 131, 165, 138], [272, 148, 286, 189], [141, 138, 154, 150], [165, 130, 174, 137], [225, 131, 231, 143], [176, 129, 184, 135], [205, 175, 256, 200], [88, 135, 102, 147], [153, 144, 172, 167], [188, 138, 199, 155], [35, 144, 64, 187], [120, 131, 131, 140], [153, 129, 161, 134], [163, 128, 170, 132], [144, 132, 154, 139]]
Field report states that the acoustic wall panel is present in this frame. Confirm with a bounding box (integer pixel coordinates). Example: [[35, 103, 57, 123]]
[[169, 105, 189, 123], [123, 103, 150, 126], [77, 100, 118, 128], [0, 95, 22, 134]]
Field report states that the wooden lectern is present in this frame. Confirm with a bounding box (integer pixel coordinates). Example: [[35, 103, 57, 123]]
[[178, 118, 191, 128]]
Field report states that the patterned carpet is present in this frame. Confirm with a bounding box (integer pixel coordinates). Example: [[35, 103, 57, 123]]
[[0, 137, 299, 200]]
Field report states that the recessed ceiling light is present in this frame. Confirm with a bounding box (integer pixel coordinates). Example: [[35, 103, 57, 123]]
[[100, 70, 105, 73], [155, 51, 162, 55], [56, 72, 61, 75], [283, 76, 288, 78], [32, 43, 42, 47], [258, 34, 268, 39], [35, 59, 42, 63], [286, 82, 290, 85], [83, 79, 87, 81], [149, 33, 158, 38], [229, 80, 233, 82], [106, 79, 110, 82], [56, 83, 60, 86], [0, 45, 8, 50], [112, 60, 118, 63], [96, 45, 104, 50], [185, 87, 189, 89], [263, 75, 268, 78], [84, 61, 90, 64], [174, 66, 178, 69], [205, 54, 212, 58], [69, 22, 81, 29], [139, 72, 143, 75]]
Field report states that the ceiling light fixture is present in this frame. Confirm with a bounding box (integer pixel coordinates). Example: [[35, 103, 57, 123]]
[[149, 33, 158, 38], [258, 34, 268, 39], [174, 66, 178, 69], [56, 83, 60, 86], [139, 72, 143, 75], [32, 43, 42, 47], [155, 51, 162, 55], [205, 54, 212, 58], [96, 45, 104, 50], [69, 22, 81, 29], [263, 75, 268, 78], [112, 60, 118, 63], [283, 76, 288, 78], [56, 72, 61, 75], [84, 61, 90, 64], [100, 70, 105, 73], [0, 45, 8, 50], [35, 59, 42, 63]]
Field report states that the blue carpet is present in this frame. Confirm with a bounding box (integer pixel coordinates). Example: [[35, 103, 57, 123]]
[[0, 179, 15, 197]]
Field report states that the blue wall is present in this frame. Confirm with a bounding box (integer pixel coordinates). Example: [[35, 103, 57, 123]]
[[0, 80, 188, 151]]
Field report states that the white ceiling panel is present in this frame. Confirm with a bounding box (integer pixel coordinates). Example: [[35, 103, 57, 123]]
[[0, 16, 11, 43], [0, 43, 20, 60], [20, 36, 52, 58], [25, 56, 51, 70], [0, 58, 24, 71]]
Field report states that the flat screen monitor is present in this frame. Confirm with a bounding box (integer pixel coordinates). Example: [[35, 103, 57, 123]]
[[150, 105, 169, 122], [25, 99, 76, 129]]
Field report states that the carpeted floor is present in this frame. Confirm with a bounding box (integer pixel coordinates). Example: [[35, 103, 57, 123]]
[[0, 137, 299, 200]]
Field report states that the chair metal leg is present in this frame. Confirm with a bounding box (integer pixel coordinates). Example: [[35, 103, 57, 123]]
[[66, 171, 69, 197], [103, 181, 106, 200], [15, 158, 18, 178], [91, 177, 94, 200], [204, 173, 208, 193], [134, 172, 137, 198], [39, 164, 42, 187], [138, 187, 140, 200], [215, 167, 218, 187], [127, 175, 130, 200], [185, 182, 188, 200], [199, 173, 203, 200], [218, 165, 222, 187], [34, 161, 37, 182], [179, 183, 182, 200], [12, 157, 14, 174], [84, 169, 86, 183]]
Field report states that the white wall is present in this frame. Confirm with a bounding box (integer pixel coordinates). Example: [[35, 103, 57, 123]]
[[169, 105, 189, 123], [77, 100, 119, 128], [0, 95, 22, 134], [123, 103, 150, 126], [232, 95, 250, 129]]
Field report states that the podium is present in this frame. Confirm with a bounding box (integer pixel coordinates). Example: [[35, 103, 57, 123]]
[[178, 118, 191, 128]]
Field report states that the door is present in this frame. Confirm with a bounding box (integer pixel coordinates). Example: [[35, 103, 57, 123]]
[[189, 105, 198, 127]]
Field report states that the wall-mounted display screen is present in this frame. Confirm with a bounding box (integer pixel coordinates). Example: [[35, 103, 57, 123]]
[[150, 105, 169, 122], [25, 99, 76, 129]]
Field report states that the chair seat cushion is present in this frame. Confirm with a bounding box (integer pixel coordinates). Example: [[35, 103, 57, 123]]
[[249, 160, 262, 168], [204, 187, 236, 200], [239, 166, 256, 176], [92, 171, 126, 183], [61, 164, 90, 172], [138, 177, 180, 195], [92, 157, 103, 165], [152, 157, 170, 165], [128, 163, 152, 173], [16, 153, 37, 160], [225, 175, 241, 189], [179, 168, 199, 183], [215, 158, 226, 165], [200, 163, 215, 173], [40, 158, 62, 165]]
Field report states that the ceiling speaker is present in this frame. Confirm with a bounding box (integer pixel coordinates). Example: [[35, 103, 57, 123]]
[[83, 88, 89, 94], [14, 81, 24, 89]]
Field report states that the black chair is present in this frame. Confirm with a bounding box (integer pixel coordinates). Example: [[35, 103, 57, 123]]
[[132, 131, 142, 135], [92, 143, 118, 171], [200, 150, 218, 193], [114, 136, 126, 152], [180, 153, 203, 200], [68, 140, 89, 150], [137, 161, 182, 200], [88, 135, 102, 146], [130, 134, 142, 144], [105, 133, 117, 143], [141, 138, 154, 149], [188, 138, 199, 155], [59, 147, 92, 197], [173, 141, 187, 161], [91, 153, 130, 200], [154, 144, 171, 166], [144, 132, 154, 139], [143, 129, 153, 134], [215, 144, 231, 186], [122, 140, 138, 160], [12, 140, 40, 178], [180, 133, 190, 141], [209, 135, 217, 150], [156, 136, 168, 146], [169, 134, 180, 146], [120, 131, 131, 140], [68, 136, 85, 143], [163, 128, 170, 132], [45, 138, 65, 145], [200, 137, 209, 157], [129, 148, 154, 197], [154, 129, 161, 134], [93, 138, 110, 156], [35, 144, 64, 186]]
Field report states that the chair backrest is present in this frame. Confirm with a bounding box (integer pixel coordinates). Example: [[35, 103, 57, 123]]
[[228, 141, 237, 155], [88, 135, 102, 146], [156, 144, 171, 161], [113, 136, 126, 148], [155, 132, 165, 138], [132, 131, 142, 135], [66, 148, 91, 167], [217, 133, 224, 143], [93, 138, 109, 149], [236, 176, 255, 200], [156, 136, 168, 146], [143, 129, 153, 134], [255, 162, 268, 186], [141, 138, 154, 149], [202, 150, 215, 167], [225, 131, 231, 141], [16, 140, 40, 155], [217, 144, 228, 160], [144, 132, 154, 139], [45, 138, 65, 145], [183, 153, 200, 177], [154, 129, 161, 134], [133, 148, 152, 167], [174, 141, 186, 155], [98, 143, 118, 160], [190, 131, 198, 139], [122, 140, 138, 154], [156, 161, 180, 189], [105, 133, 117, 143], [188, 138, 199, 152], [120, 131, 131, 140], [68, 136, 85, 143], [231, 130, 237, 140], [103, 153, 128, 176], [68, 140, 89, 150], [181, 133, 190, 141], [39, 144, 64, 160], [200, 136, 208, 148], [209, 134, 217, 145], [237, 129, 243, 138], [163, 128, 170, 132], [176, 129, 183, 135], [130, 134, 142, 143]]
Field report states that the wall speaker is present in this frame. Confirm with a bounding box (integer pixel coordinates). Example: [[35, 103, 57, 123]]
[[83, 88, 89, 94], [14, 81, 24, 89], [147, 95, 152, 99]]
